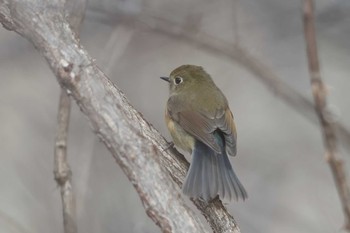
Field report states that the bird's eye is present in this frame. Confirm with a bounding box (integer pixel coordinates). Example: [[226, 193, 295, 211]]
[[174, 76, 183, 85]]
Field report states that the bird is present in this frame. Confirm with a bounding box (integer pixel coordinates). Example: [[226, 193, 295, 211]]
[[160, 64, 247, 202]]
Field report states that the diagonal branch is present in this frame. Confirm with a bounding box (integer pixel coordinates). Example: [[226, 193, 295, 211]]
[[53, 0, 87, 233], [0, 1, 238, 232], [303, 0, 350, 230]]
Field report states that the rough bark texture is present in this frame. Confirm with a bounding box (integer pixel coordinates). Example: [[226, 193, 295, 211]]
[[303, 0, 350, 230], [53, 0, 87, 232], [0, 0, 240, 232]]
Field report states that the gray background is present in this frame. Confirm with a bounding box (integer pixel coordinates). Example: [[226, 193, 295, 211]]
[[1, 0, 350, 232]]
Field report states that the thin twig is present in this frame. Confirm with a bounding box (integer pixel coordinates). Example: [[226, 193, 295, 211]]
[[53, 0, 87, 233], [54, 90, 76, 233], [302, 0, 350, 230]]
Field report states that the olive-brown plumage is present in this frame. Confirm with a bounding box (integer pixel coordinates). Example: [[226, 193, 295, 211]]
[[161, 65, 247, 201]]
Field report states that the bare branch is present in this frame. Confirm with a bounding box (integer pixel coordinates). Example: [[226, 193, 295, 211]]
[[302, 0, 350, 230], [53, 1, 87, 233], [0, 1, 228, 232], [54, 90, 76, 233]]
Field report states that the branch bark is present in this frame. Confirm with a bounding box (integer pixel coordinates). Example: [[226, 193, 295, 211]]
[[54, 90, 75, 233], [53, 1, 87, 233], [0, 0, 238, 232], [302, 0, 350, 230]]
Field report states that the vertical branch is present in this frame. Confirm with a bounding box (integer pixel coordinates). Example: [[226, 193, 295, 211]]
[[54, 1, 87, 233], [54, 90, 76, 233], [303, 0, 350, 230]]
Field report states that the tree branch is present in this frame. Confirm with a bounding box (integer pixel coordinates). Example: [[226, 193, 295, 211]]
[[0, 0, 238, 232], [54, 90, 76, 233], [303, 0, 350, 230], [53, 0, 87, 233]]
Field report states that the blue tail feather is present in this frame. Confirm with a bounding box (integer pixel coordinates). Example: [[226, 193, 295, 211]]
[[182, 132, 247, 201]]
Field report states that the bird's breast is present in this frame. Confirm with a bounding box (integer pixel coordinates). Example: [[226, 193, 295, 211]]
[[165, 109, 195, 153]]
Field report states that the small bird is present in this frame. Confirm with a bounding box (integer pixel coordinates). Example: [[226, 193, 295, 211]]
[[161, 65, 247, 202]]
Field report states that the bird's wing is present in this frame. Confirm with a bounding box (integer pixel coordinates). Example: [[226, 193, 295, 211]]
[[175, 110, 222, 153], [168, 96, 237, 156], [216, 109, 237, 156]]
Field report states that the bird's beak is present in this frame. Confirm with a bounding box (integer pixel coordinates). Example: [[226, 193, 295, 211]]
[[160, 77, 170, 82]]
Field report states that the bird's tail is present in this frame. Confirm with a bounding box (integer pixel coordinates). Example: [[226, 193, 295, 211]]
[[182, 139, 247, 202]]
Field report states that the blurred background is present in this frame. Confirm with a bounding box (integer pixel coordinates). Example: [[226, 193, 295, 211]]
[[1, 0, 350, 232]]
